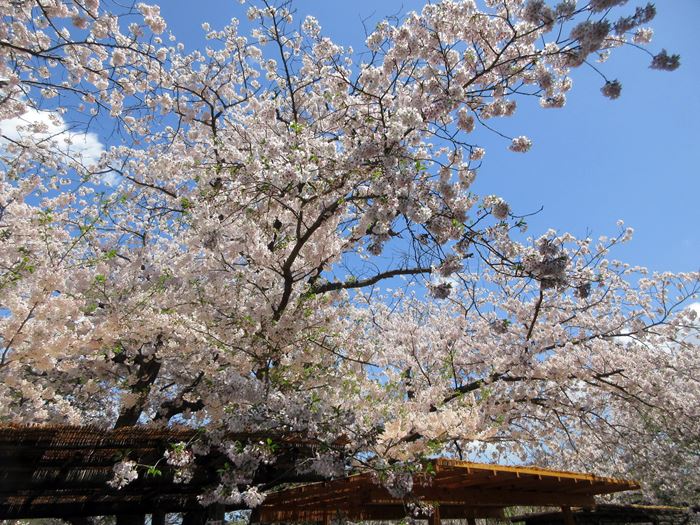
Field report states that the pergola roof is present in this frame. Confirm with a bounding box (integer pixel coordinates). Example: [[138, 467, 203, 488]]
[[0, 424, 328, 519], [0, 424, 213, 518], [0, 425, 643, 522], [252, 459, 640, 523]]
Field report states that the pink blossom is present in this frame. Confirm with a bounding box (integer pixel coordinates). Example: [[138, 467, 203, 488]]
[[601, 79, 622, 99], [509, 136, 532, 152]]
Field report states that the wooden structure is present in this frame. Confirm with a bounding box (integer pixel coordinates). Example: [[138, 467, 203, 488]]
[[511, 504, 692, 525], [251, 459, 641, 524], [0, 424, 647, 523], [0, 424, 331, 520]]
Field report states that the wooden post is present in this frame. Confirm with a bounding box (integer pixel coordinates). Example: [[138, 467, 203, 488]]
[[68, 519, 91, 525], [116, 515, 145, 525], [206, 504, 225, 523], [467, 517, 477, 525], [182, 511, 206, 525], [429, 505, 442, 525], [562, 506, 576, 525]]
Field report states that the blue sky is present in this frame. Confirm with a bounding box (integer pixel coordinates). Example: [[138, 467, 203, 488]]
[[157, 0, 699, 274]]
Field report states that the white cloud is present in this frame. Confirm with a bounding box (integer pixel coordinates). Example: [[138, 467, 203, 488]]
[[0, 107, 104, 166]]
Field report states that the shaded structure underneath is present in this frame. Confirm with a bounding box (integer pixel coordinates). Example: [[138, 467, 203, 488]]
[[251, 459, 640, 524], [511, 505, 692, 525], [0, 425, 654, 524], [0, 424, 329, 520]]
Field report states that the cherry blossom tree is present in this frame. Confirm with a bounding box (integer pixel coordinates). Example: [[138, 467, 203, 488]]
[[0, 0, 697, 507]]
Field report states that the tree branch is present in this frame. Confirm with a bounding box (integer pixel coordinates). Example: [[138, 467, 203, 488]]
[[311, 266, 432, 294]]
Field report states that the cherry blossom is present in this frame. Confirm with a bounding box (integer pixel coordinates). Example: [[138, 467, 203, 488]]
[[0, 0, 697, 507], [108, 459, 139, 489]]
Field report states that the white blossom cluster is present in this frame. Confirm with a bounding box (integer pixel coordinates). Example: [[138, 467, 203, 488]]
[[509, 136, 533, 153], [164, 444, 195, 484], [650, 49, 681, 71], [383, 471, 414, 499], [297, 452, 345, 478], [407, 500, 435, 518], [601, 80, 623, 99], [107, 459, 138, 490], [198, 485, 266, 508]]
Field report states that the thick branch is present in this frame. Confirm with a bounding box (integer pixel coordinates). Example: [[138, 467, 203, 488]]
[[273, 201, 340, 320], [155, 398, 205, 422], [155, 372, 206, 422], [114, 338, 164, 428], [312, 266, 432, 294]]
